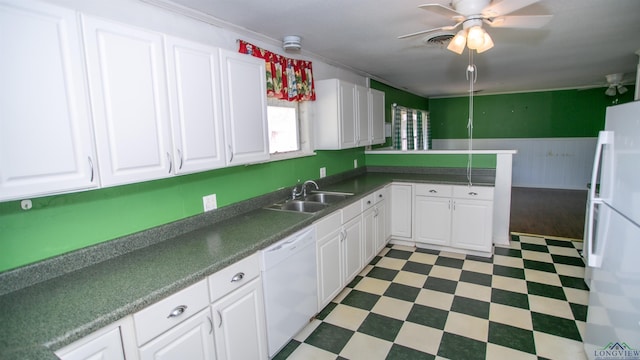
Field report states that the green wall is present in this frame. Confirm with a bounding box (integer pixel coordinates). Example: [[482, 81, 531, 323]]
[[366, 153, 496, 168], [0, 149, 364, 272], [429, 87, 636, 139]]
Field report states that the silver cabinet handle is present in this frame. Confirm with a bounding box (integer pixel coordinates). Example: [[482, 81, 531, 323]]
[[468, 192, 478, 196], [167, 305, 187, 318], [207, 316, 213, 334], [429, 189, 437, 193], [448, 200, 451, 210], [228, 145, 233, 163], [231, 272, 245, 282], [167, 152, 172, 173], [217, 310, 222, 328], [177, 149, 183, 170], [88, 156, 94, 182]]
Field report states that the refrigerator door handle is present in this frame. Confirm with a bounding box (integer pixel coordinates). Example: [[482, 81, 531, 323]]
[[586, 130, 614, 267]]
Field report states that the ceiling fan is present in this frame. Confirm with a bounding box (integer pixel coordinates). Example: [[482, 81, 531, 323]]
[[604, 73, 629, 96], [398, 0, 552, 54]]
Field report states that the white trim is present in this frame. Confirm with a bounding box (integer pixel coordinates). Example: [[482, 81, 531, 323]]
[[365, 149, 517, 155]]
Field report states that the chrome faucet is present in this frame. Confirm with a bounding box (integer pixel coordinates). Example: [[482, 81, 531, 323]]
[[291, 180, 319, 200], [302, 180, 319, 198]]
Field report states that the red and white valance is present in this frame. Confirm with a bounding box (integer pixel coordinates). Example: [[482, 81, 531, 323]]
[[238, 40, 315, 102]]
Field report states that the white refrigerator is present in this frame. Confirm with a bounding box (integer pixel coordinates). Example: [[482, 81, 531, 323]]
[[584, 101, 640, 359]]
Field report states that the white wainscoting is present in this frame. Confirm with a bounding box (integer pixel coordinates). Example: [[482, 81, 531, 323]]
[[433, 138, 597, 190]]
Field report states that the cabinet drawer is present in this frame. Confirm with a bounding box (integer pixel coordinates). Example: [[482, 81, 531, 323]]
[[315, 211, 342, 239], [414, 184, 452, 197], [342, 200, 362, 223], [208, 252, 260, 303], [373, 188, 387, 204], [133, 279, 209, 346], [362, 193, 375, 210], [453, 185, 494, 200]]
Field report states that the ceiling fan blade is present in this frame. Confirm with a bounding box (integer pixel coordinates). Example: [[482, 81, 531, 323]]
[[397, 26, 453, 39], [418, 3, 463, 18], [485, 15, 552, 28], [482, 0, 539, 17]]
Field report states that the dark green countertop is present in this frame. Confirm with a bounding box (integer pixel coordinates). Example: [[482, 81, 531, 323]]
[[0, 170, 494, 359]]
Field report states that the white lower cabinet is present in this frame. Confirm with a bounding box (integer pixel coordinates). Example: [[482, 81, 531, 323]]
[[208, 253, 268, 360], [139, 309, 215, 360], [363, 187, 389, 264], [414, 184, 494, 255], [315, 201, 363, 311], [343, 214, 364, 284], [390, 183, 413, 239], [210, 277, 267, 360], [56, 317, 137, 360], [316, 211, 344, 311]]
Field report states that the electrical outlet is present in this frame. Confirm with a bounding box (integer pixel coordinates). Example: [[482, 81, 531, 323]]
[[354, 159, 358, 168], [21, 199, 32, 211], [320, 167, 326, 178], [203, 194, 217, 212]]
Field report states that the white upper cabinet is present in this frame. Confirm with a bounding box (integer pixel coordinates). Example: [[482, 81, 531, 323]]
[[314, 79, 356, 150], [165, 37, 226, 174], [356, 85, 369, 146], [83, 15, 173, 187], [369, 88, 386, 145], [0, 0, 98, 201], [314, 79, 384, 150], [218, 49, 269, 166]]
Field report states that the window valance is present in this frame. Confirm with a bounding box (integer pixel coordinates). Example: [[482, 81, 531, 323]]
[[238, 40, 315, 102]]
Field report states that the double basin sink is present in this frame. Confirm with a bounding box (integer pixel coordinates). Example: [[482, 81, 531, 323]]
[[265, 191, 354, 213]]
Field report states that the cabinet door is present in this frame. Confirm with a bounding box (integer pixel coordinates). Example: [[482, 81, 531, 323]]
[[390, 184, 412, 238], [375, 201, 388, 253], [139, 309, 215, 360], [339, 81, 357, 148], [451, 199, 493, 252], [211, 277, 268, 360], [356, 85, 369, 146], [362, 207, 376, 264], [219, 49, 269, 166], [57, 326, 125, 360], [316, 228, 344, 311], [165, 37, 226, 174], [0, 0, 97, 201], [83, 16, 172, 187], [369, 89, 386, 145], [414, 196, 451, 246], [343, 215, 363, 284]]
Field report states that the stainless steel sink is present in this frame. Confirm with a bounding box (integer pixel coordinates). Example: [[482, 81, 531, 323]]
[[266, 200, 329, 213], [303, 191, 354, 204]]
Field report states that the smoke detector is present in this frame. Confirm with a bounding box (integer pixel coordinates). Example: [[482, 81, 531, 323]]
[[282, 36, 302, 52]]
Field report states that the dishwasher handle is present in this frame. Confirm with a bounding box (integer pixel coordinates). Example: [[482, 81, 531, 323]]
[[261, 228, 316, 270]]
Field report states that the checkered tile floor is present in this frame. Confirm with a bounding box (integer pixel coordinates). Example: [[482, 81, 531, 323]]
[[274, 234, 589, 360]]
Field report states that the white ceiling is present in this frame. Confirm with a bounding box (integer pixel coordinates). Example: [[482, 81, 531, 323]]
[[162, 0, 639, 97]]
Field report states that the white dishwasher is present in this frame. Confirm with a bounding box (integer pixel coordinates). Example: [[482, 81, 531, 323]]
[[261, 227, 317, 358]]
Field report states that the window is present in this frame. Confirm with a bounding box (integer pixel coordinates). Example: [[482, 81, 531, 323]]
[[392, 105, 430, 150], [267, 99, 299, 153], [267, 98, 313, 159]]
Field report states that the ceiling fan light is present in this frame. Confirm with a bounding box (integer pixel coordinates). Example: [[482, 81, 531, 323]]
[[618, 85, 628, 94], [447, 30, 467, 54], [466, 26, 485, 50], [605, 86, 617, 97], [476, 32, 494, 53]]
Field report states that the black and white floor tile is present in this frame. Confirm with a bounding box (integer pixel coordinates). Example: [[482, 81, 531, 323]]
[[274, 234, 589, 360]]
